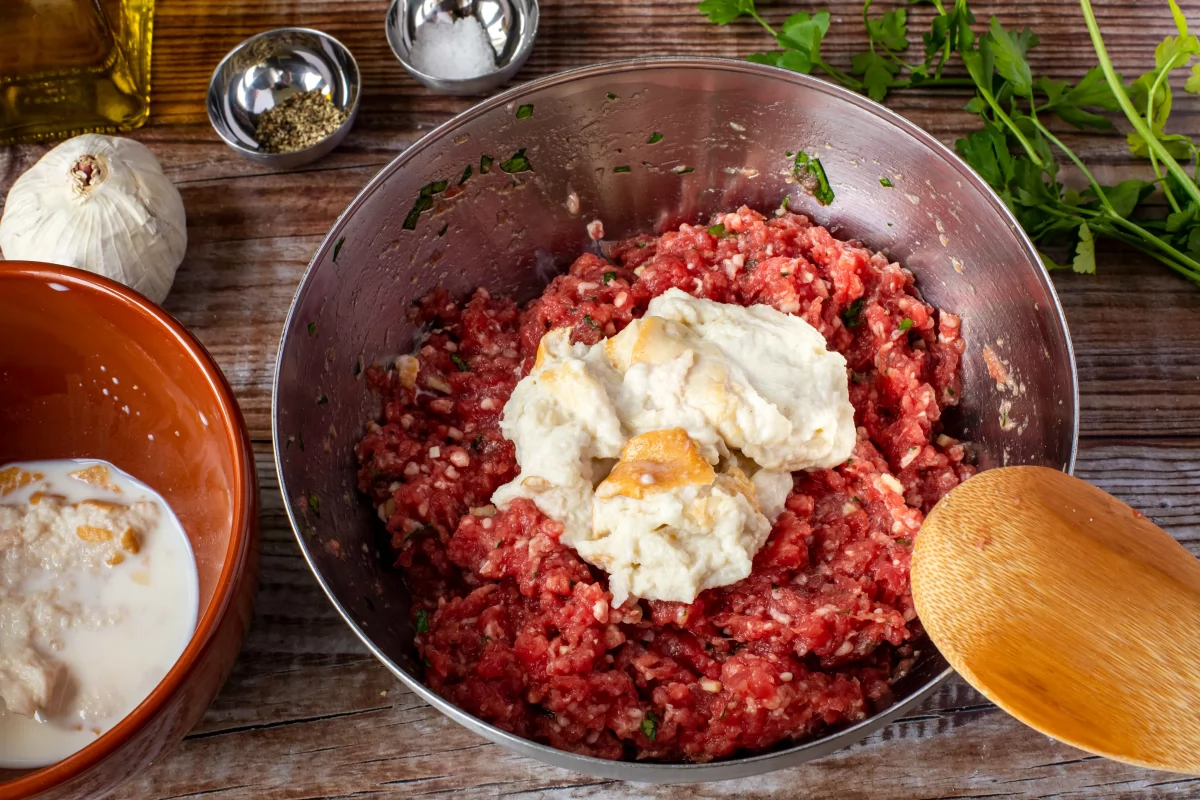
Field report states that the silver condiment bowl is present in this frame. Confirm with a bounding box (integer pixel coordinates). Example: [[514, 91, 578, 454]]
[[207, 28, 361, 169], [274, 58, 1079, 782], [385, 0, 539, 96]]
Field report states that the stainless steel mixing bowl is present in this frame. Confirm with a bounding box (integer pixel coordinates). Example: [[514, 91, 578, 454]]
[[273, 58, 1079, 783]]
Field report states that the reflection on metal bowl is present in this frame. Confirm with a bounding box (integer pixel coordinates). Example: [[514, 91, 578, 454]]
[[273, 58, 1078, 783]]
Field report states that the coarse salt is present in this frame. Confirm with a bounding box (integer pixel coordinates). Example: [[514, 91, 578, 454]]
[[409, 15, 497, 81]]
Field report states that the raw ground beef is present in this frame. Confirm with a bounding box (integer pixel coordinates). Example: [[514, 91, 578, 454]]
[[355, 206, 973, 762]]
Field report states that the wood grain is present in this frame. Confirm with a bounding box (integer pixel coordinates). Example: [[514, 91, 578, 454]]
[[2, 0, 1200, 796]]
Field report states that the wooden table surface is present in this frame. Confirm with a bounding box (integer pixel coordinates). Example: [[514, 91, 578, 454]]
[[3, 0, 1200, 797]]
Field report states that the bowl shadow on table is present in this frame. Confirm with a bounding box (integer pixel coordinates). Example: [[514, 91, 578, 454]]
[[273, 58, 1078, 782]]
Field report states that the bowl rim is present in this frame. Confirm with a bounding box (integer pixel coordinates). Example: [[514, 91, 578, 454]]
[[383, 0, 541, 88], [0, 261, 258, 798], [273, 56, 1080, 781], [205, 26, 362, 160]]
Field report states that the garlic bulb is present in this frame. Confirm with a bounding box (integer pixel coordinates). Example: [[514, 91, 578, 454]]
[[0, 134, 187, 304]]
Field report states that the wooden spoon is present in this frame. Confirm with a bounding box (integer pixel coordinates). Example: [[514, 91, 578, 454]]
[[911, 465, 1200, 775]]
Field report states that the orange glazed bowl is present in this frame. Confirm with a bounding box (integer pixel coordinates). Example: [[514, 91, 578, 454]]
[[0, 262, 258, 799]]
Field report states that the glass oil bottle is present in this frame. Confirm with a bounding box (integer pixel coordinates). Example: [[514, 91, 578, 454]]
[[0, 0, 155, 145]]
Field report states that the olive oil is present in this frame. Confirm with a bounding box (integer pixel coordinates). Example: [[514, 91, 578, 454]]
[[0, 0, 155, 145]]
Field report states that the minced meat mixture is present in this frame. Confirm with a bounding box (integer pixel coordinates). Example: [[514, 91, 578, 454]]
[[356, 206, 972, 762]]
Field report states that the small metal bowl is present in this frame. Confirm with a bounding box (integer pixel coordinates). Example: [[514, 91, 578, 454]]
[[207, 28, 361, 169], [385, 0, 539, 96]]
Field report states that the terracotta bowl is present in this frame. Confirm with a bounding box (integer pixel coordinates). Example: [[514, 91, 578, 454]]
[[0, 262, 258, 799]]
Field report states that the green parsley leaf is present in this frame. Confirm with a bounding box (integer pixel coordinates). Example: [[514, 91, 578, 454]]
[[748, 50, 815, 74], [851, 50, 900, 102], [415, 609, 429, 633], [987, 19, 1038, 98], [583, 314, 601, 330], [648, 132, 664, 144], [402, 193, 434, 230], [641, 710, 660, 740], [896, 537, 912, 546], [500, 148, 533, 173], [898, 317, 914, 331], [955, 121, 1015, 191], [792, 150, 835, 205], [1036, 67, 1120, 130], [775, 12, 831, 72], [698, 0, 756, 26], [1072, 222, 1096, 275], [865, 4, 908, 52], [603, 271, 617, 284], [308, 492, 320, 516], [879, 177, 894, 187], [1094, 179, 1155, 219], [516, 104, 534, 119], [450, 354, 470, 372], [1187, 62, 1200, 94], [307, 321, 317, 336], [613, 165, 632, 173], [707, 223, 727, 237], [841, 297, 865, 328]]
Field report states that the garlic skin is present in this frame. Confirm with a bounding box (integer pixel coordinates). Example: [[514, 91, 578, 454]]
[[0, 135, 187, 304]]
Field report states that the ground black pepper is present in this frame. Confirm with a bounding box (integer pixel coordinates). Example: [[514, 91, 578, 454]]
[[254, 90, 346, 153]]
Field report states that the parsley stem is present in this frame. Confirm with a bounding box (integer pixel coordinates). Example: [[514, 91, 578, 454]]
[[981, 91, 1043, 168], [1145, 55, 1187, 215], [747, 8, 777, 37], [1118, 234, 1200, 282], [1055, 210, 1200, 282], [1028, 118, 1117, 217], [1107, 215, 1200, 279], [863, 2, 875, 54], [1028, 119, 1200, 281], [819, 59, 861, 90], [899, 77, 975, 89], [1079, 0, 1200, 209], [1037, 203, 1101, 224]]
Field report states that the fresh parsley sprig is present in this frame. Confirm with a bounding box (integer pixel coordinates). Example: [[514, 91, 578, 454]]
[[699, 0, 1200, 287], [700, 0, 974, 99]]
